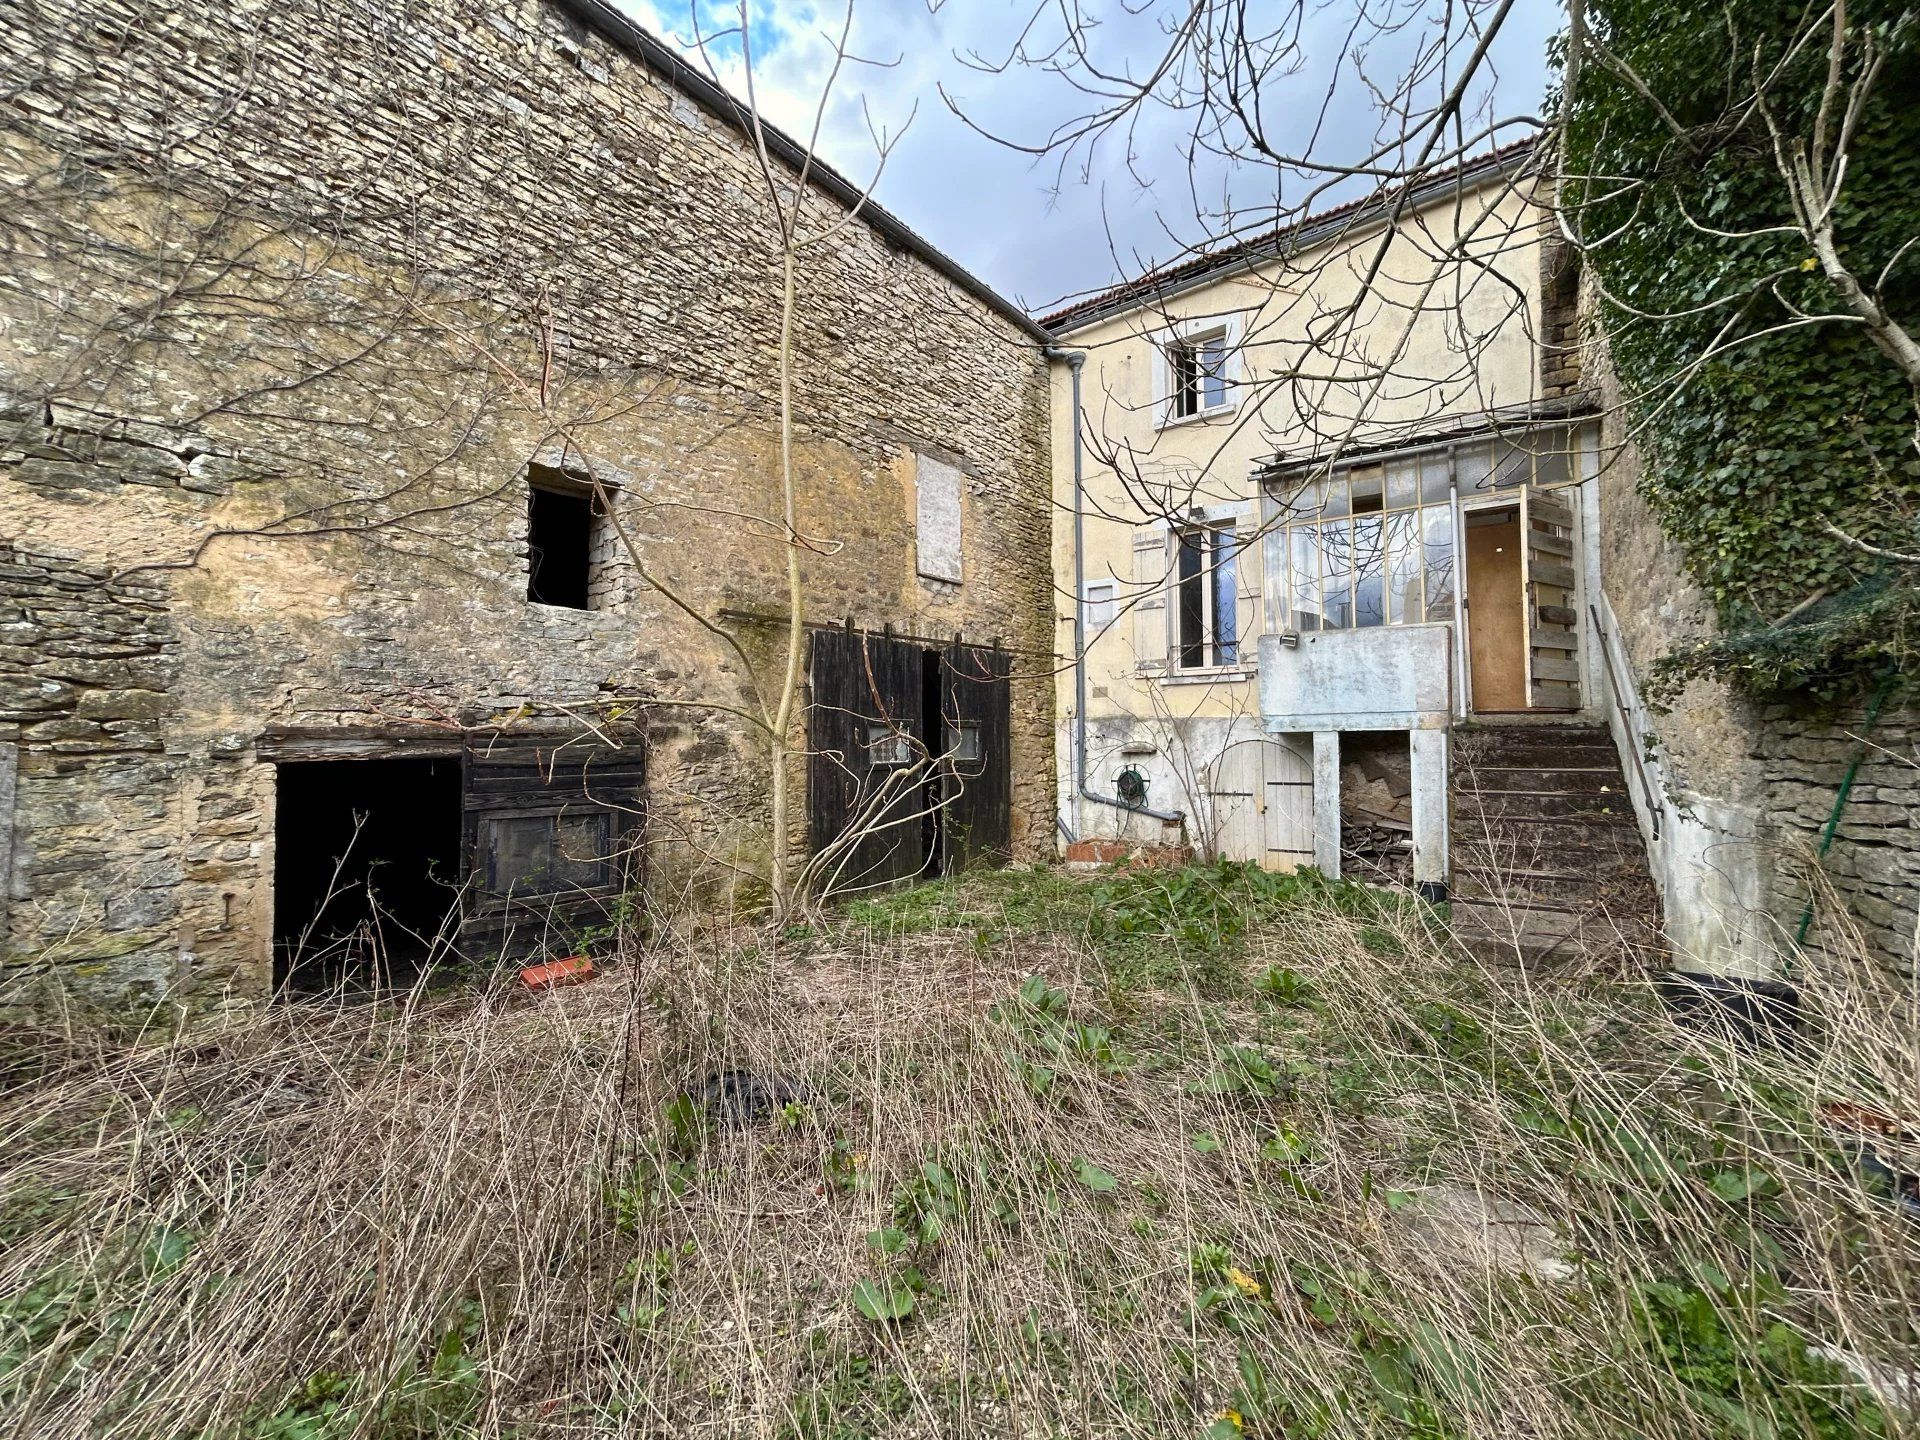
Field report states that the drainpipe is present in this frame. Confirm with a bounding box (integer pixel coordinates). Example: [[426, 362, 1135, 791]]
[[1044, 345, 1186, 831]]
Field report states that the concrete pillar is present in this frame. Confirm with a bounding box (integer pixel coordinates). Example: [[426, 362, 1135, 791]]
[[1312, 730, 1341, 877], [1409, 726, 1450, 900]]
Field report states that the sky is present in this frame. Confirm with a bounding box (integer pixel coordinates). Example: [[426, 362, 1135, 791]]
[[615, 1, 1564, 314]]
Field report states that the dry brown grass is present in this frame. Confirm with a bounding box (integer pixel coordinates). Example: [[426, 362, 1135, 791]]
[[0, 865, 1915, 1438]]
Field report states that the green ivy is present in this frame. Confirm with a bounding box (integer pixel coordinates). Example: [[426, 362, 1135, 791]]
[[1561, 1, 1920, 707]]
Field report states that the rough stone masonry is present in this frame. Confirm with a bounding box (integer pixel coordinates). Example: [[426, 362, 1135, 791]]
[[0, 0, 1056, 1007]]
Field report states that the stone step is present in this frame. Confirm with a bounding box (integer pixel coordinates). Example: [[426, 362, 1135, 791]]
[[1454, 732, 1618, 768], [1447, 897, 1663, 968], [1452, 813, 1643, 846], [1453, 763, 1625, 794], [1442, 723, 1660, 968], [1446, 900, 1588, 964], [1453, 863, 1602, 907], [1453, 789, 1639, 821], [1452, 827, 1648, 874]]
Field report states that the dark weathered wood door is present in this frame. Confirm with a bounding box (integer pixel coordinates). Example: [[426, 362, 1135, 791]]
[[937, 640, 1012, 869], [460, 732, 645, 961], [807, 627, 929, 894]]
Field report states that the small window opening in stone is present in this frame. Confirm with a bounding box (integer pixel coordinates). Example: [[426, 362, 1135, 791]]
[[527, 478, 600, 609]]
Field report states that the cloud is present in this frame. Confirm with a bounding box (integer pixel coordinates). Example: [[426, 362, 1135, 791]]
[[614, 1, 1561, 311]]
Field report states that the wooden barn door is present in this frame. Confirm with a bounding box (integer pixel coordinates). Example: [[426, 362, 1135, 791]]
[[808, 627, 930, 894], [1520, 486, 1582, 710], [460, 732, 645, 961], [937, 640, 1012, 871]]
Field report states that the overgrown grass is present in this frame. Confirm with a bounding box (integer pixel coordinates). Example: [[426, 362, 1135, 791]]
[[0, 864, 1913, 1438]]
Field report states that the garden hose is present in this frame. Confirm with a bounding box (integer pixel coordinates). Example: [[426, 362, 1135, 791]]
[[1792, 676, 1896, 947]]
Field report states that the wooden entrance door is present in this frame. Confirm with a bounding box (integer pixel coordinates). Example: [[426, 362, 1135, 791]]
[[460, 732, 646, 962], [808, 627, 1015, 893], [1465, 508, 1527, 711], [807, 626, 930, 894]]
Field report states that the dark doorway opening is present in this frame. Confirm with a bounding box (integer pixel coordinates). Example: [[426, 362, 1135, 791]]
[[273, 757, 464, 993], [527, 482, 595, 609]]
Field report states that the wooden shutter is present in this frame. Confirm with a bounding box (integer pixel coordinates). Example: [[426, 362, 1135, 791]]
[[1521, 486, 1581, 710], [1150, 330, 1174, 427], [1132, 528, 1170, 673], [1234, 516, 1260, 661]]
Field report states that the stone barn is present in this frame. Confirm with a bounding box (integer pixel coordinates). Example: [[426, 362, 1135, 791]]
[[0, 0, 1055, 1007]]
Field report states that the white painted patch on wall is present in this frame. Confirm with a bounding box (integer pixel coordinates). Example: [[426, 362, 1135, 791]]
[[916, 453, 964, 584]]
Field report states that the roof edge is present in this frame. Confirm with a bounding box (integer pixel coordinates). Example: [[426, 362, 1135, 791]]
[[1255, 392, 1600, 482], [550, 0, 1054, 345], [1043, 139, 1540, 336]]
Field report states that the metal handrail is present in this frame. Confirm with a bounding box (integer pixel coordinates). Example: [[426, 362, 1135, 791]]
[[1588, 602, 1662, 842]]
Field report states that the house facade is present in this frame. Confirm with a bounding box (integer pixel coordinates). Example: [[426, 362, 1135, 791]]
[[0, 0, 1055, 1009], [1046, 144, 1918, 976], [1045, 146, 1612, 905]]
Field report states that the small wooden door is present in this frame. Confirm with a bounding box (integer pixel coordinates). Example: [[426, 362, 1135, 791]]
[[1520, 487, 1582, 710], [1209, 738, 1314, 870], [1465, 508, 1527, 711]]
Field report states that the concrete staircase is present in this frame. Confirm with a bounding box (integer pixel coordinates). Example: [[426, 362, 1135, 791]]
[[1449, 723, 1662, 967]]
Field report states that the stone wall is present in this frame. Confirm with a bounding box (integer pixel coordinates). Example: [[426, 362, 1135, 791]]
[[1588, 327, 1918, 975], [0, 0, 1055, 1006]]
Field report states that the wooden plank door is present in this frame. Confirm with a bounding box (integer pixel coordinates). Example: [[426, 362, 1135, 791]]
[[938, 640, 1012, 871], [1261, 740, 1315, 869], [1209, 741, 1261, 863], [460, 732, 645, 962], [1520, 487, 1582, 710], [807, 627, 929, 895], [1209, 739, 1314, 871]]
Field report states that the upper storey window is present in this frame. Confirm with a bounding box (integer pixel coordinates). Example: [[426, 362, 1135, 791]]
[[527, 467, 608, 611], [1167, 331, 1230, 419]]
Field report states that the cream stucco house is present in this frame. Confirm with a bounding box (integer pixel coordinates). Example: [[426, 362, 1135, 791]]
[[1044, 141, 1626, 926]]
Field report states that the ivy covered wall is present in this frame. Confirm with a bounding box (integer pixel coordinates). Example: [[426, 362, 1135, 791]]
[[1564, 0, 1920, 707]]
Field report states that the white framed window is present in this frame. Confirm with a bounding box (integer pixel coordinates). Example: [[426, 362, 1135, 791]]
[[1154, 318, 1240, 427], [1167, 331, 1230, 421], [945, 721, 983, 764], [1083, 579, 1116, 634], [1174, 524, 1242, 669]]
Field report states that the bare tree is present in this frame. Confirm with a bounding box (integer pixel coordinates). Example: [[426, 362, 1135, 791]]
[[940, 0, 1554, 689]]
